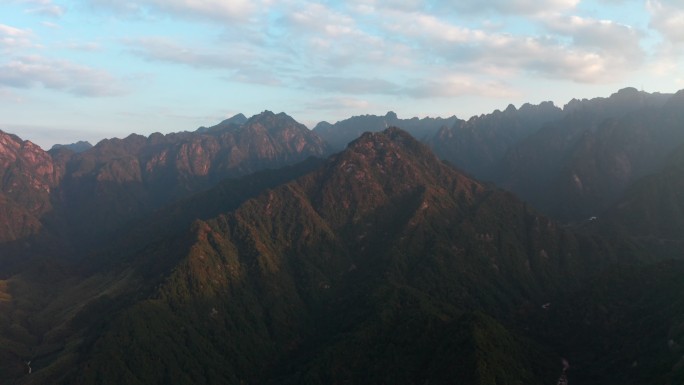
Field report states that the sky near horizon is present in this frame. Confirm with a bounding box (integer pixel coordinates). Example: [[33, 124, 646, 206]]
[[1, 0, 683, 149]]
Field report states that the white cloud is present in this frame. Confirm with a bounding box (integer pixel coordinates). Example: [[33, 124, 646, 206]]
[[0, 89, 24, 103], [146, 0, 255, 22], [276, 2, 402, 70], [386, 13, 481, 44], [647, 0, 684, 44], [75, 0, 662, 108], [26, 4, 65, 17], [10, 0, 66, 17], [305, 96, 372, 111], [64, 41, 101, 51], [85, 0, 142, 15], [431, 0, 579, 15], [40, 21, 60, 28], [379, 10, 641, 83], [305, 76, 400, 94], [646, 0, 684, 80], [542, 15, 644, 72], [124, 37, 250, 68], [0, 55, 126, 96], [125, 37, 289, 87], [86, 0, 258, 22], [347, 0, 425, 13], [223, 67, 283, 87], [299, 73, 517, 100], [348, 0, 579, 15], [0, 24, 34, 49], [404, 74, 519, 98], [284, 3, 358, 38]]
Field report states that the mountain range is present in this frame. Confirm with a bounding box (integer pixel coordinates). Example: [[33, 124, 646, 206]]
[[1, 88, 684, 384], [314, 111, 458, 151], [0, 111, 327, 256]]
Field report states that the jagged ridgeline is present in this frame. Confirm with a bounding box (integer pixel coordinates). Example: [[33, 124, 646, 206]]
[[40, 127, 617, 385], [314, 89, 684, 225], [3, 92, 684, 384], [0, 111, 329, 256]]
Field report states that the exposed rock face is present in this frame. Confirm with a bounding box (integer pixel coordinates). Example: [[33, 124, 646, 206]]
[[71, 111, 326, 188], [0, 112, 328, 249], [0, 131, 61, 241], [55, 111, 328, 246]]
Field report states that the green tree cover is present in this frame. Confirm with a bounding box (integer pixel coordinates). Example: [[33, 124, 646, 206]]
[[2, 125, 684, 384], [52, 128, 626, 384]]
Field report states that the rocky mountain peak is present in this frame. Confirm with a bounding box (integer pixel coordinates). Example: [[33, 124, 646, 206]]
[[0, 131, 58, 187], [385, 111, 398, 120], [346, 127, 435, 164], [240, 111, 307, 136], [235, 111, 327, 157], [0, 132, 60, 241], [612, 86, 640, 97], [223, 113, 247, 125], [196, 113, 247, 133], [311, 127, 482, 225], [247, 110, 284, 123], [0, 130, 25, 158], [50, 141, 93, 153]]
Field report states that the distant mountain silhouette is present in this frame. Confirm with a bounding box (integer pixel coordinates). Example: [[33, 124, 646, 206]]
[[50, 141, 93, 153], [196, 113, 248, 133], [428, 101, 562, 179], [314, 111, 458, 150], [492, 88, 682, 221]]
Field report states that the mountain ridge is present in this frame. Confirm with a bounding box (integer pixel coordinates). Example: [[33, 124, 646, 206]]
[[44, 111, 329, 251], [494, 88, 684, 221], [45, 127, 622, 384], [314, 111, 459, 151], [3, 89, 684, 384]]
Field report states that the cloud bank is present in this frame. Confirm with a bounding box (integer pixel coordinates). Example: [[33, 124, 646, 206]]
[[0, 0, 678, 109], [77, 0, 652, 102]]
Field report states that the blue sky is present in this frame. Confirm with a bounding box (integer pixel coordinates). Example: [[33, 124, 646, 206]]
[[1, 0, 684, 148]]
